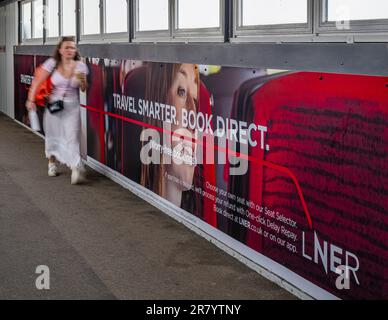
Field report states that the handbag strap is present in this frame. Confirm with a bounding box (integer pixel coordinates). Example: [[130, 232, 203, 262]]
[[64, 62, 77, 99], [53, 61, 77, 100]]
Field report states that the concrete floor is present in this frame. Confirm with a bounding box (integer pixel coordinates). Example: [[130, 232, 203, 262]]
[[0, 112, 296, 300]]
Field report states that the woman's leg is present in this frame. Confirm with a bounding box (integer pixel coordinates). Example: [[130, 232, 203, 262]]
[[71, 163, 86, 185], [43, 110, 58, 176], [48, 155, 58, 177]]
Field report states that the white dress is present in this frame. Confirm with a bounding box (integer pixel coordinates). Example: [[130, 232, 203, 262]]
[[41, 58, 88, 169]]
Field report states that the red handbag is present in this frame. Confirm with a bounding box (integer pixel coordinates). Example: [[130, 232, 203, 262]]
[[34, 67, 54, 108]]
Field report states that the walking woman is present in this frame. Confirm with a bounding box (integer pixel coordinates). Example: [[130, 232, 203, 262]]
[[25, 37, 88, 184]]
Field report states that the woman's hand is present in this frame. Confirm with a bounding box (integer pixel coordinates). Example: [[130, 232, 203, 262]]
[[76, 72, 88, 92], [25, 99, 37, 112]]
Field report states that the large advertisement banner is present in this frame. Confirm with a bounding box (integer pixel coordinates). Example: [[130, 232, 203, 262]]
[[14, 54, 388, 299]]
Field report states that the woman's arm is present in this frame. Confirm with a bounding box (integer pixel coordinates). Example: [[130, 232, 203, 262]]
[[75, 61, 89, 92], [26, 67, 51, 111], [77, 72, 88, 92]]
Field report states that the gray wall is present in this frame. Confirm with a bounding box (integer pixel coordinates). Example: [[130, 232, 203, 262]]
[[15, 42, 388, 77], [0, 2, 17, 118], [0, 6, 6, 115]]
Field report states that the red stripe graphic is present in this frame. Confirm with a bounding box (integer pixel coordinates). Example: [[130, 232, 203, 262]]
[[82, 104, 313, 229]]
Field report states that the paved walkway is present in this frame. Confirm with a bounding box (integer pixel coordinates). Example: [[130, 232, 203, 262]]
[[0, 112, 296, 300]]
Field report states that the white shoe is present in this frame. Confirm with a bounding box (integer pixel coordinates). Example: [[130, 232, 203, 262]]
[[48, 162, 58, 177], [71, 166, 86, 185]]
